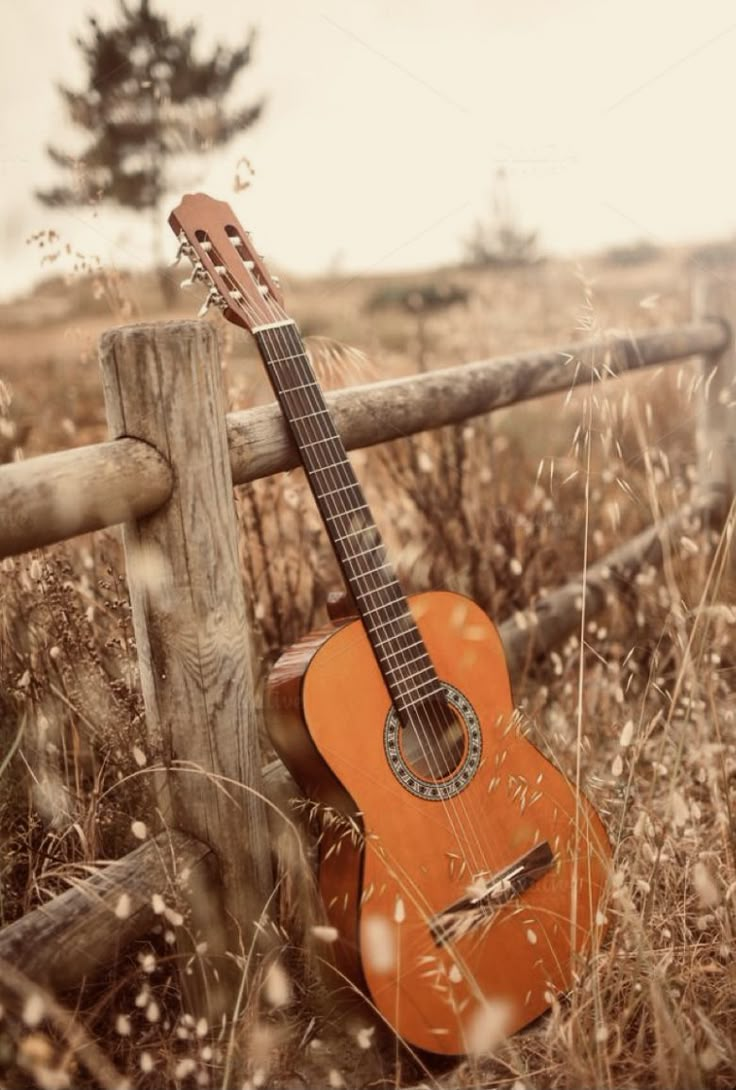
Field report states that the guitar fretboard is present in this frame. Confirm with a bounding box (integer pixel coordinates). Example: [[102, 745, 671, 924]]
[[254, 321, 444, 722]]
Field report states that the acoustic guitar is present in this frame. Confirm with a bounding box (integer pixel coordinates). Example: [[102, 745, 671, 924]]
[[170, 194, 612, 1056]]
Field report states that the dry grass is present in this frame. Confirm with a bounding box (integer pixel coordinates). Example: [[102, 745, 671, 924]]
[[0, 247, 734, 1088]]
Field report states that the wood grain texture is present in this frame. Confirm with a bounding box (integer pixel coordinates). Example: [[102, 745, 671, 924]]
[[227, 322, 728, 484], [0, 437, 171, 559], [0, 831, 212, 993], [694, 275, 736, 502], [100, 320, 274, 1014]]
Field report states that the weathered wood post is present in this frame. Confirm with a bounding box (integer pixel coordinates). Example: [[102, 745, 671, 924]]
[[100, 320, 274, 1019], [694, 272, 736, 516]]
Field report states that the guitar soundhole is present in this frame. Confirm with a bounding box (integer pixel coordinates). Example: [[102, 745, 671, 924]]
[[384, 683, 482, 801], [400, 705, 466, 780]]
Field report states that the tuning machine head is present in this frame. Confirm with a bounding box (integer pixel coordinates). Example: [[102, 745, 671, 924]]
[[168, 193, 286, 331]]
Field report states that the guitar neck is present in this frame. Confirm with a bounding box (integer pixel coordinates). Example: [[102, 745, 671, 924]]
[[254, 320, 441, 719]]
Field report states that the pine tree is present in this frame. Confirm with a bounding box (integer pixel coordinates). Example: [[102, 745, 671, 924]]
[[37, 0, 264, 301]]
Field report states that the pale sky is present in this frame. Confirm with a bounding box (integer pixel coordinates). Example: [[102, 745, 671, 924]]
[[2, 0, 736, 300]]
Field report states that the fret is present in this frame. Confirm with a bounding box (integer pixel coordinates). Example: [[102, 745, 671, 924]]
[[354, 579, 401, 600], [366, 604, 413, 624], [348, 561, 390, 580], [311, 458, 352, 474], [300, 435, 342, 450], [372, 633, 425, 656], [264, 351, 308, 365], [394, 673, 440, 699], [279, 380, 320, 395], [334, 526, 375, 544], [383, 656, 433, 678], [354, 580, 402, 603], [340, 542, 384, 563], [360, 599, 411, 620], [318, 481, 363, 499], [290, 407, 332, 424], [395, 686, 445, 712], [325, 505, 370, 521]]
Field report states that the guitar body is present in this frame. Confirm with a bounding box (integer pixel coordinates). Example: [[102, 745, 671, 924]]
[[267, 590, 611, 1055]]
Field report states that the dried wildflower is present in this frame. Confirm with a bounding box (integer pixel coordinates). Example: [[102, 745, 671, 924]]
[[465, 999, 512, 1055], [114, 892, 132, 919], [693, 862, 720, 907], [263, 961, 291, 1008], [115, 1013, 131, 1036], [356, 1026, 375, 1049], [22, 994, 45, 1027], [362, 915, 395, 972], [175, 1058, 196, 1079], [311, 924, 339, 943], [619, 719, 634, 747]]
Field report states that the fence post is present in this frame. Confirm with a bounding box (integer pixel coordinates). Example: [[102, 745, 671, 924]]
[[100, 320, 274, 1019], [694, 272, 736, 512]]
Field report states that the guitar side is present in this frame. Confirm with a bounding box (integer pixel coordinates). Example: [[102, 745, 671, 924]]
[[266, 590, 612, 1055]]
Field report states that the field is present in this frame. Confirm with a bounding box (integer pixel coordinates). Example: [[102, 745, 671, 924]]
[[0, 244, 734, 1089]]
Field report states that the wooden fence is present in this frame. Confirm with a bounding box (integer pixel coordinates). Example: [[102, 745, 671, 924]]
[[1, 274, 734, 1019]]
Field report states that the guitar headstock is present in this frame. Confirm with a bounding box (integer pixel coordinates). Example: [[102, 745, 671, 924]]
[[168, 193, 286, 331]]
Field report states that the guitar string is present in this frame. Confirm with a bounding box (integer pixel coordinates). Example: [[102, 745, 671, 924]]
[[258, 318, 488, 876], [189, 229, 487, 876]]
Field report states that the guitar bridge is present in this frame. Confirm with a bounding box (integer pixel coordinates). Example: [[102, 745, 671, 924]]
[[429, 841, 555, 947]]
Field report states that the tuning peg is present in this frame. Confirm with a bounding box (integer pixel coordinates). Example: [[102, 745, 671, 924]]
[[272, 275, 281, 287], [197, 288, 226, 317], [181, 261, 209, 289], [170, 237, 195, 267]]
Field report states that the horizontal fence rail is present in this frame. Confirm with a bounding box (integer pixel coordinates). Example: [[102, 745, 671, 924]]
[[0, 438, 172, 558], [0, 831, 213, 992], [0, 320, 727, 559], [227, 321, 729, 484]]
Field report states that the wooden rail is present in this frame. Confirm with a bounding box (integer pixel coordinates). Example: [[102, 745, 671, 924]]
[[0, 438, 171, 558], [0, 276, 734, 1016], [0, 760, 307, 993], [0, 832, 213, 992], [227, 320, 729, 484], [0, 321, 727, 559]]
